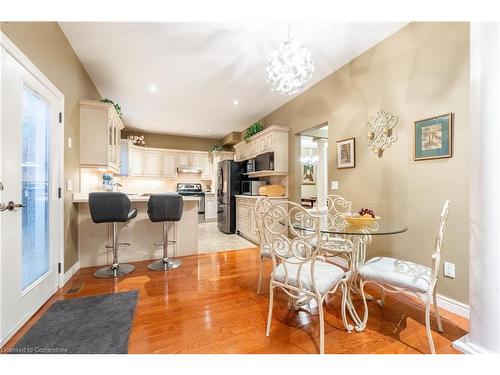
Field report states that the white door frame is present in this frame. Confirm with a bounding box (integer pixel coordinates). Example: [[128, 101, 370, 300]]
[[0, 32, 65, 345]]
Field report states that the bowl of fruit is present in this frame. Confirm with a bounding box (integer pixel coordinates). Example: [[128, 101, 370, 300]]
[[343, 208, 381, 227]]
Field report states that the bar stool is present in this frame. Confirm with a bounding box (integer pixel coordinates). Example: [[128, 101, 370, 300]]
[[88, 192, 137, 278], [147, 193, 183, 271]]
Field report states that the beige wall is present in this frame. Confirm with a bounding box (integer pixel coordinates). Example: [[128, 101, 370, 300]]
[[1, 22, 102, 272], [261, 22, 470, 303], [122, 130, 220, 151]]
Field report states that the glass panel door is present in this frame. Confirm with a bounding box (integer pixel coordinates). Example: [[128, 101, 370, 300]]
[[21, 85, 50, 290]]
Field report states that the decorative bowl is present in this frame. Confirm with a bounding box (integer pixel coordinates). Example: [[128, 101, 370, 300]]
[[343, 215, 381, 227]]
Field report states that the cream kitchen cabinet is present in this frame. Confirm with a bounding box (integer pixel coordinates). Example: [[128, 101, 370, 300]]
[[204, 193, 217, 221], [162, 152, 178, 178], [177, 152, 203, 170], [143, 149, 162, 176], [236, 196, 288, 244], [80, 99, 124, 173], [233, 126, 289, 174], [201, 154, 212, 180], [191, 153, 203, 169], [120, 139, 144, 176], [130, 147, 144, 176], [235, 196, 259, 244], [177, 153, 191, 168]]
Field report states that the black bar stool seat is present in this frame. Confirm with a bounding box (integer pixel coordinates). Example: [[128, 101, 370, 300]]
[[147, 193, 183, 271], [89, 192, 137, 278]]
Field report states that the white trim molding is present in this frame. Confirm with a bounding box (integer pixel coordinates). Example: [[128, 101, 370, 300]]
[[1, 31, 66, 289], [435, 293, 469, 319], [328, 255, 470, 319], [63, 261, 80, 285], [453, 334, 494, 354]]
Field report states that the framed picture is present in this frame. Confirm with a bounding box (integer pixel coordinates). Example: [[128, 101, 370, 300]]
[[301, 163, 315, 185], [337, 137, 355, 169], [414, 113, 453, 161]]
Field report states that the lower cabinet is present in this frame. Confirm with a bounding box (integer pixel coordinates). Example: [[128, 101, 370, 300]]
[[204, 194, 217, 221], [236, 197, 288, 244], [235, 197, 259, 244]]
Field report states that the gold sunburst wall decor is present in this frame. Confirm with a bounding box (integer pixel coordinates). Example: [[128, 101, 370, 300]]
[[366, 110, 398, 157]]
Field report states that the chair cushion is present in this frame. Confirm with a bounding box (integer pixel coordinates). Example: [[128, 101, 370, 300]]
[[358, 257, 431, 293], [273, 259, 345, 295]]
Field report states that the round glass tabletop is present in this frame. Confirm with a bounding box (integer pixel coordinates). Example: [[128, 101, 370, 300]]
[[290, 213, 408, 236]]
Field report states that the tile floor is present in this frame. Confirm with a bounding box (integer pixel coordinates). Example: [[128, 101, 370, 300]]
[[198, 221, 255, 253]]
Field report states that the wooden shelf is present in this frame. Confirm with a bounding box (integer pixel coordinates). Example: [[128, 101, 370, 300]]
[[246, 170, 288, 178]]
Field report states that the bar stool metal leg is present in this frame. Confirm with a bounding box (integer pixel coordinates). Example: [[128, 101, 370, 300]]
[[147, 222, 182, 271], [94, 222, 136, 278]]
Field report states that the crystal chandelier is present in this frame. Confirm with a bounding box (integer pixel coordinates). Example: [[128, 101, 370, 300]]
[[266, 24, 314, 95]]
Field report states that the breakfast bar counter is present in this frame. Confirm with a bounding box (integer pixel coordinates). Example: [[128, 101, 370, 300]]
[[73, 192, 200, 267]]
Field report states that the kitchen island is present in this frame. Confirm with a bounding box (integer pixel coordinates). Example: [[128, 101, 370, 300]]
[[73, 192, 200, 268]]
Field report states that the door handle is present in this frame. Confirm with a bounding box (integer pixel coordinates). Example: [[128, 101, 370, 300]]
[[0, 201, 26, 212]]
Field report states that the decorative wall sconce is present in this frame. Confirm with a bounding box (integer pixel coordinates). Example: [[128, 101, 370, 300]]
[[366, 110, 398, 157]]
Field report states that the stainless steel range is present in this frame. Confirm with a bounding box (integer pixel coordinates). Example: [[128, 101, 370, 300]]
[[176, 183, 205, 222]]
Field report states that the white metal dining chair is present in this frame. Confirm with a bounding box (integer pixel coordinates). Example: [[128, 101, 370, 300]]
[[262, 200, 351, 354], [357, 200, 450, 354], [254, 196, 274, 294], [312, 194, 353, 261]]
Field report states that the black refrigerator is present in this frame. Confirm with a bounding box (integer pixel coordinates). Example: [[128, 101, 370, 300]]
[[217, 160, 242, 234]]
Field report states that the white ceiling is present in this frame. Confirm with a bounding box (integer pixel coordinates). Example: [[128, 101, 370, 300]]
[[60, 22, 405, 139]]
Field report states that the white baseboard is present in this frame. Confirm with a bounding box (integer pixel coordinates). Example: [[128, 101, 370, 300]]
[[435, 293, 469, 319], [63, 261, 80, 285], [327, 255, 470, 319], [453, 334, 493, 353]]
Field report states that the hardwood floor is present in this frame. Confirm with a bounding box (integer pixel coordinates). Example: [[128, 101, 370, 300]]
[[2, 248, 468, 354]]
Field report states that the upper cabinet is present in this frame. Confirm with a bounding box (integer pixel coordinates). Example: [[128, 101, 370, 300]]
[[80, 100, 124, 173], [162, 152, 178, 178], [200, 153, 212, 180], [118, 143, 228, 180], [143, 149, 162, 177], [177, 152, 191, 168], [233, 125, 289, 174], [177, 152, 204, 170]]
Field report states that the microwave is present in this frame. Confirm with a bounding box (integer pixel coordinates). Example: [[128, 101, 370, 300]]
[[255, 152, 274, 171], [241, 181, 266, 196]]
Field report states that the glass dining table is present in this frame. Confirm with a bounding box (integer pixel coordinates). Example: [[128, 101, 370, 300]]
[[289, 212, 408, 331]]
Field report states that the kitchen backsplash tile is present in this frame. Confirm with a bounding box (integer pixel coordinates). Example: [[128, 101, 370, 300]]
[[80, 168, 210, 193]]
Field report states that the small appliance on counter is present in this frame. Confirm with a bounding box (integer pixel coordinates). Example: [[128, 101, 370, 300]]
[[241, 180, 267, 196]]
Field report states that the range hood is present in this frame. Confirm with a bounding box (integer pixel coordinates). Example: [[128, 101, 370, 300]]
[[177, 167, 202, 173]]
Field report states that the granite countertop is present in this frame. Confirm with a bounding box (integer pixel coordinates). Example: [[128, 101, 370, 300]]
[[73, 192, 200, 203]]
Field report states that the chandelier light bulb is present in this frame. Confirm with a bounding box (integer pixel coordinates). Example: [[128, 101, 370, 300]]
[[266, 37, 314, 95]]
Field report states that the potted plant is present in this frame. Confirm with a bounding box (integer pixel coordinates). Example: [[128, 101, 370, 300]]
[[244, 121, 264, 142], [208, 144, 223, 156], [100, 98, 123, 119]]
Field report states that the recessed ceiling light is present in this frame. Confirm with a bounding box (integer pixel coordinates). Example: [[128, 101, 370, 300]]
[[233, 100, 239, 106], [149, 84, 157, 92], [207, 129, 212, 133]]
